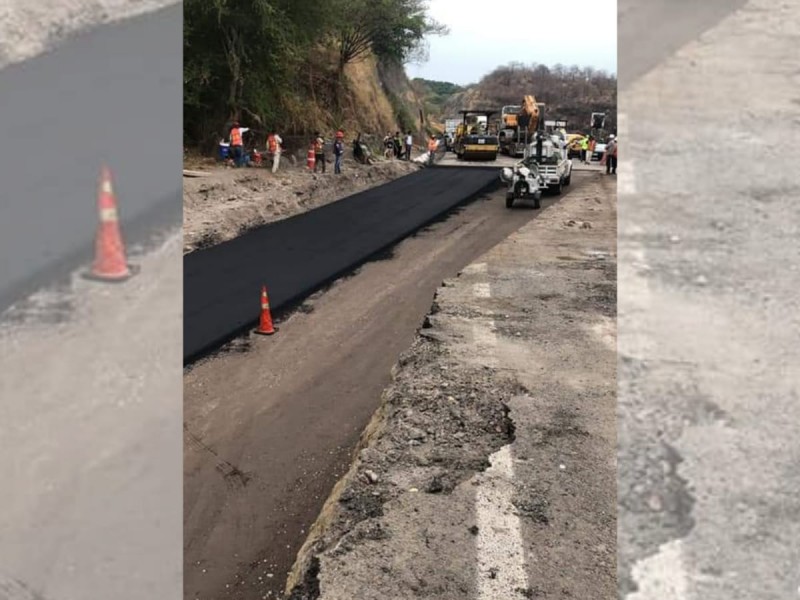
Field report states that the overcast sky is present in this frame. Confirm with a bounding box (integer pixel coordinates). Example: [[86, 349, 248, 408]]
[[406, 0, 617, 85]]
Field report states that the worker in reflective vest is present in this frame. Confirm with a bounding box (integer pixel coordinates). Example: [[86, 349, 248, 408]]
[[427, 135, 438, 166], [313, 132, 326, 173], [580, 136, 589, 164], [230, 121, 244, 167]]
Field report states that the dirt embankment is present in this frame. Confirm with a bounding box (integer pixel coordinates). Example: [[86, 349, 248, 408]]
[[183, 156, 421, 254]]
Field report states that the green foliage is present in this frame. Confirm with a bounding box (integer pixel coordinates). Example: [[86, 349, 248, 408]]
[[387, 92, 416, 131], [184, 0, 445, 147]]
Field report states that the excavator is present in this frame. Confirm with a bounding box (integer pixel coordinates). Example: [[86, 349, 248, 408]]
[[498, 95, 540, 157]]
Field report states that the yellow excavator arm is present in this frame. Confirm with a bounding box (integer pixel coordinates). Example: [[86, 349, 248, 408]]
[[516, 95, 539, 135]]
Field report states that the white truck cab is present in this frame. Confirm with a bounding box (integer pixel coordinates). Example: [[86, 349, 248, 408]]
[[524, 135, 572, 194]]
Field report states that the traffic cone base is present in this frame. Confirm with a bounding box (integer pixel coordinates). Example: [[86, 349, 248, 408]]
[[82, 263, 139, 282]]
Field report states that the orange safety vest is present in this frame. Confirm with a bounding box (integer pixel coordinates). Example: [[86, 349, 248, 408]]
[[230, 127, 242, 146], [267, 134, 277, 153], [427, 138, 437, 152], [314, 138, 323, 153]]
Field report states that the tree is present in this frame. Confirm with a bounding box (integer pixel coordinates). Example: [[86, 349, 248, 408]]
[[330, 0, 447, 74]]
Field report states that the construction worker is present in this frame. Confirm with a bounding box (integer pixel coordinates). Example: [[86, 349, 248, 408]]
[[333, 130, 345, 174], [267, 129, 283, 173], [427, 134, 438, 166], [405, 130, 413, 161], [394, 131, 402, 159], [230, 121, 244, 168], [605, 134, 617, 175], [580, 135, 589, 164], [588, 135, 596, 163], [383, 131, 394, 159], [313, 132, 326, 173]]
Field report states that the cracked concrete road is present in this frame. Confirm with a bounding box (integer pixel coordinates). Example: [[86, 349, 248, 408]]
[[618, 0, 800, 597]]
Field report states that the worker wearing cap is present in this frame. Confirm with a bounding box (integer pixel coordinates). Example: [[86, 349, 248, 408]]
[[333, 130, 345, 174]]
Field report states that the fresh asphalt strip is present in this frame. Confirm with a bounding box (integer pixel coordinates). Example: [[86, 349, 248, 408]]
[[0, 4, 182, 316], [183, 167, 500, 363]]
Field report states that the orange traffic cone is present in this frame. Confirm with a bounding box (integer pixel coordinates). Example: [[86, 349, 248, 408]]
[[254, 286, 276, 335], [84, 165, 135, 282], [307, 146, 316, 171]]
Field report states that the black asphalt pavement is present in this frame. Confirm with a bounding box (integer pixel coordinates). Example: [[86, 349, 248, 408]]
[[0, 4, 182, 314], [184, 167, 499, 362]]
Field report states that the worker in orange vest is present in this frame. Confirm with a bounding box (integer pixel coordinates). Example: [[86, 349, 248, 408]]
[[230, 121, 244, 168], [427, 135, 438, 166], [313, 132, 326, 173], [266, 129, 283, 173]]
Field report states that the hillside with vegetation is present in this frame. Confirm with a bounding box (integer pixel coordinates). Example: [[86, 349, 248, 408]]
[[183, 0, 447, 152], [420, 62, 617, 134]]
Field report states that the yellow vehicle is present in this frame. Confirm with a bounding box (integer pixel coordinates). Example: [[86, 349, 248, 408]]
[[498, 95, 541, 157], [453, 110, 499, 161], [566, 133, 586, 158]]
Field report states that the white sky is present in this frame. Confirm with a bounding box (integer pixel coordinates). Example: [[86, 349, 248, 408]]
[[406, 0, 617, 85]]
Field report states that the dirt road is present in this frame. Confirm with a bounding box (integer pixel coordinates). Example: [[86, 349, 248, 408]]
[[0, 233, 182, 600], [183, 175, 596, 599], [618, 0, 800, 597], [286, 172, 616, 599]]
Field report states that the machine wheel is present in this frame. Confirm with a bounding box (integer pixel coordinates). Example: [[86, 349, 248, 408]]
[[564, 173, 572, 186], [553, 180, 563, 195], [533, 195, 541, 210], [505, 193, 514, 208]]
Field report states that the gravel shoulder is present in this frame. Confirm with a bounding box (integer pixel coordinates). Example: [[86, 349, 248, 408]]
[[285, 174, 617, 599], [618, 0, 800, 597], [183, 157, 420, 253], [0, 233, 182, 600]]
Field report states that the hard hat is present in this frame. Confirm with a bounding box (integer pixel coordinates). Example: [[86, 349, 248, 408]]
[[608, 134, 616, 139]]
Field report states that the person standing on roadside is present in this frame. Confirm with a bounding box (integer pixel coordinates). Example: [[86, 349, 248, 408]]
[[313, 131, 326, 173], [587, 135, 596, 163], [267, 129, 283, 173], [605, 134, 617, 175], [579, 135, 589, 164], [333, 130, 345, 174], [394, 131, 402, 159], [427, 134, 438, 166], [230, 120, 244, 168], [405, 130, 413, 161]]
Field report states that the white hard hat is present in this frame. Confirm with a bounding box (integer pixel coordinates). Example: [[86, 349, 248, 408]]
[[608, 134, 616, 139]]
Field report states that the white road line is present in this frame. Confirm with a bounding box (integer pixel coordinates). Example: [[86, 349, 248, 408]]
[[462, 262, 489, 276], [475, 445, 530, 599], [621, 224, 689, 597], [628, 540, 688, 600], [473, 283, 491, 298], [468, 265, 529, 597]]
